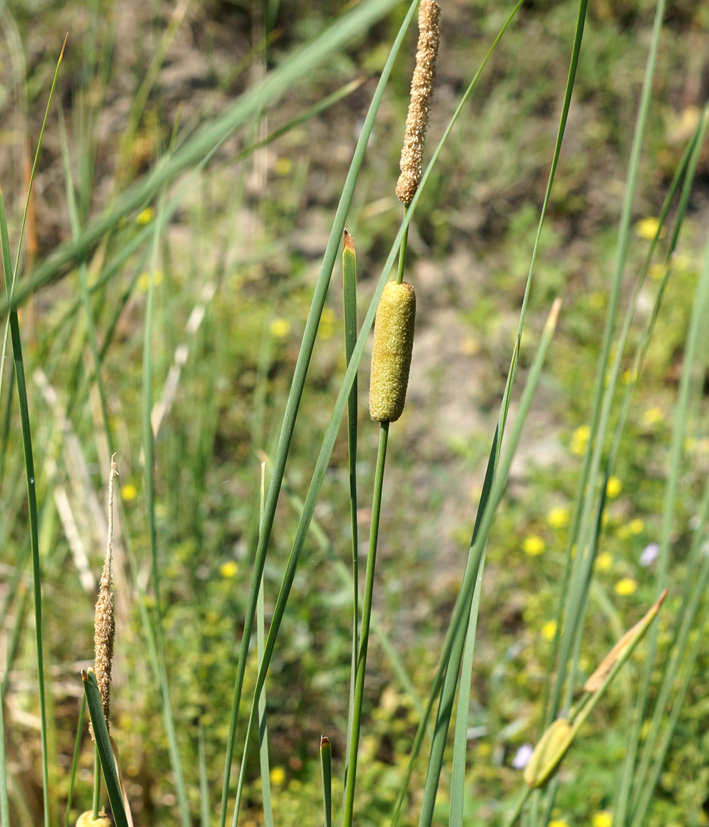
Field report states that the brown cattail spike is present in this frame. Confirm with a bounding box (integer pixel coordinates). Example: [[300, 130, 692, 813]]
[[369, 282, 416, 422], [395, 0, 441, 206], [92, 456, 118, 737]]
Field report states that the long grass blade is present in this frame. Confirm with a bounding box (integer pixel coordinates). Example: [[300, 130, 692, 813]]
[[0, 180, 51, 827], [342, 228, 360, 788]]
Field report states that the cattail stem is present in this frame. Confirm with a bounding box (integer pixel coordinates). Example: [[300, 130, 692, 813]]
[[396, 218, 409, 285], [92, 748, 101, 819], [342, 421, 389, 827]]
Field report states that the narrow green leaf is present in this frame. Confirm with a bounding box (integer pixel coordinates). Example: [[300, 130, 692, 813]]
[[342, 228, 360, 790], [81, 670, 128, 827], [320, 736, 332, 827]]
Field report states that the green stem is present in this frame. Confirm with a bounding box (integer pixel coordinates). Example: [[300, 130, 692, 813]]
[[396, 219, 409, 285], [92, 746, 101, 819], [342, 422, 389, 827]]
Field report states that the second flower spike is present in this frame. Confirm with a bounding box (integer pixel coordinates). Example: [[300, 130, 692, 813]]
[[369, 281, 416, 422]]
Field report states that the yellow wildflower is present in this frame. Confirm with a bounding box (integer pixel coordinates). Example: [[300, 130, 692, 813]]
[[541, 620, 557, 641], [274, 157, 292, 176], [615, 578, 637, 596], [136, 207, 154, 225], [596, 551, 613, 572], [547, 506, 570, 529], [523, 535, 545, 557], [219, 561, 238, 578], [635, 217, 664, 240], [137, 269, 163, 291], [592, 812, 613, 827], [121, 483, 137, 501], [270, 318, 291, 338], [628, 518, 644, 535], [606, 476, 622, 498], [269, 767, 286, 785], [570, 425, 590, 456], [319, 307, 336, 341], [642, 406, 664, 426]]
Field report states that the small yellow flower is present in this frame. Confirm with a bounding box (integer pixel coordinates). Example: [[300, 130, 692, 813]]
[[269, 767, 286, 785], [642, 406, 664, 426], [592, 812, 613, 827], [615, 577, 637, 596], [673, 252, 691, 272], [136, 207, 155, 225], [523, 535, 545, 556], [628, 518, 644, 535], [219, 561, 239, 578], [270, 318, 291, 338], [548, 820, 571, 827], [541, 620, 557, 641], [137, 269, 163, 291], [274, 157, 292, 176], [121, 483, 138, 501], [596, 551, 613, 572], [570, 425, 590, 457], [635, 217, 664, 241], [547, 506, 570, 529], [606, 476, 622, 498], [319, 307, 337, 341], [588, 291, 605, 310]]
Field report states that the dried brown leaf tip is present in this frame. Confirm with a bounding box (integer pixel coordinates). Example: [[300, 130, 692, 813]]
[[395, 0, 441, 206], [91, 456, 118, 737]]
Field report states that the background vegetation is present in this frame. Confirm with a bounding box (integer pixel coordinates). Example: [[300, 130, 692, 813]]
[[0, 0, 707, 825]]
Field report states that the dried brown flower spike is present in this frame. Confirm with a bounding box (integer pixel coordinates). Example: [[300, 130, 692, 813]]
[[395, 0, 441, 206], [369, 282, 416, 422], [91, 456, 118, 738]]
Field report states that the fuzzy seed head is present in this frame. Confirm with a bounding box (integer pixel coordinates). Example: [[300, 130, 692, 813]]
[[90, 457, 118, 739], [93, 585, 115, 729], [395, 0, 441, 206], [369, 282, 416, 422]]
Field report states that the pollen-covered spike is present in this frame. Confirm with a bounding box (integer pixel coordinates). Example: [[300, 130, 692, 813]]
[[369, 281, 416, 422]]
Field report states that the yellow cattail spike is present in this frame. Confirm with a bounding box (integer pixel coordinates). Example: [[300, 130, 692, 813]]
[[369, 282, 416, 422], [523, 718, 574, 789], [395, 0, 441, 206]]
